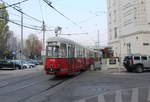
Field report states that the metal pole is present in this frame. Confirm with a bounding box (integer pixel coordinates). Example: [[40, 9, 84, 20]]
[[98, 30, 100, 46], [97, 30, 100, 61], [21, 9, 23, 70], [119, 40, 121, 73], [42, 21, 46, 65]]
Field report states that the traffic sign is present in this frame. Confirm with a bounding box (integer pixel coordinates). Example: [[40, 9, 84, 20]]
[[12, 50, 16, 55]]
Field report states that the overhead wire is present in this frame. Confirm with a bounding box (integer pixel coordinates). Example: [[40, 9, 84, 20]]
[[9, 12, 42, 23], [0, 15, 42, 30], [1, 0, 43, 23], [43, 0, 81, 27], [0, 0, 29, 9]]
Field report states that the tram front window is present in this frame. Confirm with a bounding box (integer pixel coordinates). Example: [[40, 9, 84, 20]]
[[47, 46, 59, 57], [59, 44, 67, 58]]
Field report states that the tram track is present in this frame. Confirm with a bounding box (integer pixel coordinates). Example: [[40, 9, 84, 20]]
[[17, 72, 85, 102], [0, 66, 86, 102], [0, 72, 45, 89], [18, 77, 70, 102], [0, 74, 51, 96]]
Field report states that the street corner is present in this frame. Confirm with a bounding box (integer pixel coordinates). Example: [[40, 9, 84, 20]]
[[35, 65, 44, 69], [95, 67, 127, 74], [75, 87, 150, 102]]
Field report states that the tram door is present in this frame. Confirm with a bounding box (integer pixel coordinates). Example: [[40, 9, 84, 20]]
[[68, 45, 75, 72]]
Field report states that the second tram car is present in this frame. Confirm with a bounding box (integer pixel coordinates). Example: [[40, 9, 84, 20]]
[[44, 37, 100, 76]]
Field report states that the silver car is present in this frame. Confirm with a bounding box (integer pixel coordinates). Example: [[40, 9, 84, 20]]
[[123, 54, 150, 73]]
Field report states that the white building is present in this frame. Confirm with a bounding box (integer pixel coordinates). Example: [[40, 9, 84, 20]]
[[107, 0, 150, 59]]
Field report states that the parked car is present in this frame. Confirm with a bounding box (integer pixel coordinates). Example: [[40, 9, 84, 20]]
[[0, 59, 21, 70], [23, 61, 35, 68], [0, 59, 12, 69], [123, 54, 150, 73], [25, 59, 39, 66], [13, 60, 35, 69]]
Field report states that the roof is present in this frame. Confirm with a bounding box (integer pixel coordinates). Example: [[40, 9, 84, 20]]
[[47, 37, 99, 52], [47, 37, 77, 46], [47, 37, 89, 49]]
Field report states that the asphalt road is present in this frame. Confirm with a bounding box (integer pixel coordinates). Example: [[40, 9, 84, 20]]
[[0, 66, 73, 102], [0, 67, 150, 102]]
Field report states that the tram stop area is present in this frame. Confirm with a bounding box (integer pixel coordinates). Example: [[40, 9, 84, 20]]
[[90, 57, 120, 71]]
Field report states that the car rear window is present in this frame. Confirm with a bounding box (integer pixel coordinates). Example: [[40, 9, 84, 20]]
[[134, 56, 140, 60], [141, 56, 147, 60]]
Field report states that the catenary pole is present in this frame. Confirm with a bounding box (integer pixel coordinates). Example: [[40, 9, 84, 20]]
[[21, 9, 24, 70], [42, 21, 46, 65]]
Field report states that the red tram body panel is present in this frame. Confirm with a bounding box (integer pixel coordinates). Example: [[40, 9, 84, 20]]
[[44, 37, 100, 76]]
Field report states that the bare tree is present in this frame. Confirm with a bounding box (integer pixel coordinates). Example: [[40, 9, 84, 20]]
[[25, 34, 42, 59]]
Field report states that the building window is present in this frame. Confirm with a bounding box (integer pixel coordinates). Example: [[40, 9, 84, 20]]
[[114, 27, 117, 39], [127, 43, 131, 55], [143, 43, 149, 46], [109, 29, 112, 40], [114, 10, 116, 22], [109, 13, 111, 24]]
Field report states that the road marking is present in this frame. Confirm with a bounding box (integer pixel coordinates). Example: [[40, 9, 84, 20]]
[[76, 87, 150, 102], [131, 88, 139, 102], [98, 95, 105, 102], [147, 88, 150, 101], [77, 99, 86, 102], [115, 90, 123, 102]]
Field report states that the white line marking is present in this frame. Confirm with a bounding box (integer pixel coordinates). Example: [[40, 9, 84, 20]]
[[147, 88, 150, 101], [77, 99, 86, 102], [98, 95, 105, 102], [115, 90, 123, 102], [131, 88, 139, 102]]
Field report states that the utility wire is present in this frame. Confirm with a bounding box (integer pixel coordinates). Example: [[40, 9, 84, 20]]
[[0, 16, 42, 30], [52, 32, 88, 36], [43, 0, 80, 27], [0, 0, 29, 9], [9, 12, 42, 23], [9, 14, 53, 31], [12, 19, 42, 28], [1, 0, 43, 23]]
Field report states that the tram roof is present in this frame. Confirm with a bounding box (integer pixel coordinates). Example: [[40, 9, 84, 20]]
[[47, 37, 96, 52], [47, 37, 81, 46]]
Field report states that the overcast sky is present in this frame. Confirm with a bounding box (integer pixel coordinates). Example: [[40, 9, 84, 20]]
[[4, 0, 107, 46]]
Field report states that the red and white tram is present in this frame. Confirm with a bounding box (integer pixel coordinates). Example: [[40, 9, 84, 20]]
[[44, 37, 100, 76]]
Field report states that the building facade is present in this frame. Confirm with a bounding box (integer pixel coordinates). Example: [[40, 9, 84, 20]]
[[107, 0, 150, 59]]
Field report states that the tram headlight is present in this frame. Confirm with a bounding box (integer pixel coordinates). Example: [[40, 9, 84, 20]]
[[58, 64, 62, 68], [50, 64, 54, 68]]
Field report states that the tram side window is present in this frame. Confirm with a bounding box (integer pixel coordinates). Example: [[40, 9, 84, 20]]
[[76, 47, 80, 57], [68, 46, 75, 58], [79, 48, 82, 57], [83, 49, 85, 57], [47, 47, 52, 57], [59, 44, 67, 58]]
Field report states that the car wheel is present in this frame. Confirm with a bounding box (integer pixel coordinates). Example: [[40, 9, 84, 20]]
[[15, 66, 19, 70], [135, 65, 143, 73], [23, 66, 27, 69], [29, 66, 32, 68]]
